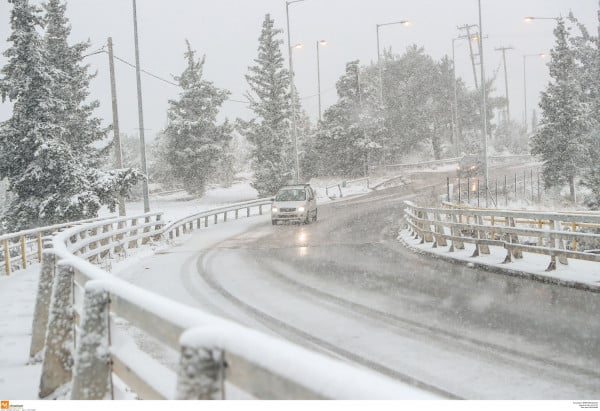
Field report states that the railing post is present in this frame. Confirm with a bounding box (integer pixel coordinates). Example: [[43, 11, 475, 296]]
[[205, 216, 209, 228], [29, 243, 56, 360], [37, 232, 43, 263], [224, 211, 228, 222], [3, 238, 10, 275], [197, 218, 201, 229], [39, 263, 75, 398], [246, 207, 250, 217], [214, 214, 218, 224], [477, 215, 490, 255], [128, 219, 139, 249], [176, 332, 223, 400], [20, 235, 26, 270], [259, 205, 263, 215], [235, 209, 239, 219], [71, 282, 111, 400]]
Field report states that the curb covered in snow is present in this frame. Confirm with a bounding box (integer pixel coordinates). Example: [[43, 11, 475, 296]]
[[397, 230, 600, 293]]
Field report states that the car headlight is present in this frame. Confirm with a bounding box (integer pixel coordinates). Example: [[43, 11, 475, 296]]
[[298, 206, 305, 212], [272, 207, 278, 212]]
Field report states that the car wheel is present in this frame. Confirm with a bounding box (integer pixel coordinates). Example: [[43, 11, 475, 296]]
[[304, 213, 310, 224]]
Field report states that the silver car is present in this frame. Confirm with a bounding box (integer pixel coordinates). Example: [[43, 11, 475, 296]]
[[271, 184, 318, 225]]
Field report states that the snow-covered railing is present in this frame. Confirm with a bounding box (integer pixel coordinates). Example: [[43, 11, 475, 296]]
[[163, 198, 273, 240], [325, 177, 370, 198], [32, 207, 423, 400], [404, 201, 600, 271], [30, 213, 163, 369], [0, 216, 111, 276], [377, 154, 534, 173]]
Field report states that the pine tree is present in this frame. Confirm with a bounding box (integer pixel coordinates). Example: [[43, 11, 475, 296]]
[[0, 0, 139, 230], [164, 40, 232, 195], [311, 60, 385, 176], [531, 19, 591, 203], [239, 14, 294, 196], [43, 0, 106, 163]]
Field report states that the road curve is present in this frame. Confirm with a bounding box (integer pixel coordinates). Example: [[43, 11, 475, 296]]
[[192, 183, 600, 399]]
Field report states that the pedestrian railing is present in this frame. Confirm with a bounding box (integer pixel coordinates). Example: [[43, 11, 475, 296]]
[[163, 198, 273, 240], [0, 216, 111, 276], [31, 205, 417, 400], [404, 201, 600, 271]]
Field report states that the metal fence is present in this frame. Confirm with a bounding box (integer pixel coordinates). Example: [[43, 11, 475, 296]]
[[447, 168, 543, 208], [404, 201, 600, 271]]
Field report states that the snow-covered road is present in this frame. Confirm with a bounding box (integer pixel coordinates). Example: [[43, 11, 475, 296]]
[[117, 184, 600, 399]]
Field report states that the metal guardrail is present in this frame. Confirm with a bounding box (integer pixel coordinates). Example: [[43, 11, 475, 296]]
[[404, 201, 600, 271], [163, 198, 273, 240], [325, 177, 370, 198], [30, 204, 415, 400], [0, 216, 112, 276]]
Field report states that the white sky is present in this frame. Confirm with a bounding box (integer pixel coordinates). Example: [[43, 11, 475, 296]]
[[0, 0, 597, 142]]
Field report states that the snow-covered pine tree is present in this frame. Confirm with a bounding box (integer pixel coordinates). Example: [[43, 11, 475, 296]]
[[43, 0, 106, 164], [164, 40, 233, 195], [239, 14, 294, 196], [0, 0, 140, 230], [311, 60, 384, 177], [531, 19, 591, 203]]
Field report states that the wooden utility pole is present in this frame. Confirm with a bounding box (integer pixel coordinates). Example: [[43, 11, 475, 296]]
[[107, 37, 126, 216], [495, 46, 513, 122]]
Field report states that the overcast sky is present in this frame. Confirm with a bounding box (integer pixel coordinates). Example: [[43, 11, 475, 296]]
[[0, 0, 598, 142]]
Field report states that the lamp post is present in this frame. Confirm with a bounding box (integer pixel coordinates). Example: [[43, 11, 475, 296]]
[[132, 0, 150, 212], [286, 0, 306, 184], [316, 40, 327, 122], [522, 53, 547, 132], [376, 20, 411, 105], [524, 16, 560, 22], [477, 0, 489, 206]]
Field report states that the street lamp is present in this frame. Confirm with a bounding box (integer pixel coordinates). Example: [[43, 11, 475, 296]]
[[316, 40, 327, 122], [524, 16, 560, 22], [286, 0, 306, 184], [376, 19, 411, 104], [132, 0, 150, 213], [522, 53, 547, 132]]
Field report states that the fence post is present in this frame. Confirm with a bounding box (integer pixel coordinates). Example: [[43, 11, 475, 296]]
[[224, 211, 227, 222], [446, 177, 450, 202], [3, 238, 10, 275], [246, 207, 250, 217], [457, 177, 461, 204], [29, 244, 56, 360], [259, 205, 263, 215], [37, 232, 43, 263], [39, 263, 75, 398], [433, 212, 447, 247], [205, 216, 209, 227], [176, 332, 223, 400], [477, 215, 490, 255], [71, 282, 111, 400], [214, 214, 218, 224], [20, 235, 26, 270], [128, 219, 138, 249]]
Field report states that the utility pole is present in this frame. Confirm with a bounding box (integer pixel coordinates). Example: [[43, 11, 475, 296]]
[[132, 0, 150, 213], [495, 46, 513, 122], [286, 0, 305, 184], [452, 38, 461, 156], [107, 38, 126, 217], [457, 24, 480, 91]]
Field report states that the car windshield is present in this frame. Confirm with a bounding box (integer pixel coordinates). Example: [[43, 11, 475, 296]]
[[275, 189, 306, 202]]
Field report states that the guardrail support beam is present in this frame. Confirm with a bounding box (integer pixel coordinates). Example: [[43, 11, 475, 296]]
[[176, 341, 223, 400], [71, 283, 111, 400], [39, 264, 75, 398], [30, 246, 56, 360]]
